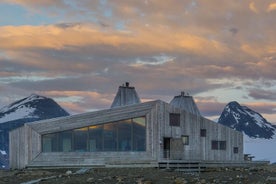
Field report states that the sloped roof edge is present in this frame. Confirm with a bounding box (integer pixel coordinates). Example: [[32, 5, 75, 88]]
[[27, 100, 161, 134]]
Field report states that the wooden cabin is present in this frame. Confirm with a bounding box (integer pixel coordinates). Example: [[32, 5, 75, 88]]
[[9, 83, 243, 169]]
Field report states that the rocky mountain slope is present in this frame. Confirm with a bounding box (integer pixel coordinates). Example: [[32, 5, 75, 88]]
[[0, 94, 69, 169], [218, 101, 276, 162], [218, 101, 276, 139]]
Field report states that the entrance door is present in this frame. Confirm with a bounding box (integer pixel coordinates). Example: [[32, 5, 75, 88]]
[[163, 138, 170, 159], [170, 138, 183, 160]]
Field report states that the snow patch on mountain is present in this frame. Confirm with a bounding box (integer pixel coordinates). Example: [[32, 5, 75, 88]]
[[0, 94, 44, 113], [0, 150, 6, 155], [0, 107, 38, 124]]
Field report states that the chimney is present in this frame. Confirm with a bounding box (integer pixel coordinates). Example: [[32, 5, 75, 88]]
[[111, 82, 141, 108], [170, 92, 201, 116]]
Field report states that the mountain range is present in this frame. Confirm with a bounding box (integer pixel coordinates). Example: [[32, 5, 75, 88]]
[[0, 94, 69, 169]]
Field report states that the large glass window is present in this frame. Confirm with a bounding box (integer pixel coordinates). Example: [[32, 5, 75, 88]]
[[117, 119, 132, 151], [42, 133, 58, 152], [133, 117, 146, 151], [59, 130, 72, 152], [42, 116, 146, 152], [88, 125, 103, 151], [103, 123, 117, 151], [73, 127, 88, 152]]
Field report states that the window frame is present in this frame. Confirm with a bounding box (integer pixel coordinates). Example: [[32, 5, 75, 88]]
[[233, 147, 239, 154], [169, 113, 180, 126], [200, 129, 207, 137], [41, 116, 146, 153], [181, 135, 189, 145], [211, 140, 226, 150]]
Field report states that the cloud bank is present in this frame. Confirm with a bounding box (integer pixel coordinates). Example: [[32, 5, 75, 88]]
[[0, 0, 275, 123]]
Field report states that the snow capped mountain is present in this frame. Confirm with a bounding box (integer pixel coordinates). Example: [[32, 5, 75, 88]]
[[0, 94, 69, 169], [218, 101, 276, 139], [218, 101, 276, 163], [0, 94, 69, 123]]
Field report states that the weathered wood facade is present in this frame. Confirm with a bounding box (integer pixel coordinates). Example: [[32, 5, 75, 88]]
[[10, 100, 243, 169]]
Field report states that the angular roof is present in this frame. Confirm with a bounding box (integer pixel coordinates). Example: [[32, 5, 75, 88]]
[[27, 100, 159, 134], [170, 91, 201, 116], [111, 82, 141, 108]]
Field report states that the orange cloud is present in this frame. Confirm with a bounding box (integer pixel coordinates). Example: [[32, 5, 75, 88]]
[[267, 3, 276, 12], [0, 23, 230, 59], [249, 2, 259, 13]]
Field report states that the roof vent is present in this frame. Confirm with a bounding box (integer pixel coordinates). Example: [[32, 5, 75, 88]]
[[170, 91, 201, 116], [111, 82, 141, 108]]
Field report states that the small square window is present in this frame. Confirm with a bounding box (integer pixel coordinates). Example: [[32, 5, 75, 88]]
[[233, 147, 239, 154], [211, 140, 218, 150], [169, 113, 180, 126], [182, 135, 189, 145], [200, 129, 206, 137], [220, 141, 226, 150]]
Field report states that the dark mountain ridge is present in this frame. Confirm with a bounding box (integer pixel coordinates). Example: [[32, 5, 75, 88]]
[[0, 94, 69, 169], [218, 101, 276, 139]]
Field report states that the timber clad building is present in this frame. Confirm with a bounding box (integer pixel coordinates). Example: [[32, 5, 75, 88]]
[[9, 83, 243, 169]]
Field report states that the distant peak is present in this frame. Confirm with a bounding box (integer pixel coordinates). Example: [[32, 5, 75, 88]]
[[219, 100, 276, 139], [28, 93, 46, 99], [227, 101, 241, 107]]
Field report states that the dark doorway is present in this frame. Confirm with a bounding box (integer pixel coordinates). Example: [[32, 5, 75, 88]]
[[163, 138, 170, 158]]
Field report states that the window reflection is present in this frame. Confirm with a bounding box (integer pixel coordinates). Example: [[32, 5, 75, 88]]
[[73, 127, 88, 152], [118, 119, 132, 151], [88, 125, 103, 151], [104, 123, 117, 151], [42, 133, 58, 152], [42, 116, 146, 152], [133, 117, 146, 151], [59, 130, 72, 152]]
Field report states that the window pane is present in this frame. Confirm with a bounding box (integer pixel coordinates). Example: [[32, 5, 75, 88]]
[[89, 125, 103, 151], [103, 123, 117, 151], [117, 119, 132, 151], [211, 140, 218, 150], [42, 133, 58, 152], [200, 129, 206, 137], [220, 141, 226, 150], [59, 130, 72, 152], [182, 135, 189, 145], [233, 147, 238, 154], [73, 127, 88, 152], [169, 113, 180, 126], [133, 117, 146, 151]]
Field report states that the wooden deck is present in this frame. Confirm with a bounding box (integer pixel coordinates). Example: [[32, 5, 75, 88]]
[[158, 160, 269, 172]]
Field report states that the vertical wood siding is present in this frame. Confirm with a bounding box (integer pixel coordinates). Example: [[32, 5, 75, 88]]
[[9, 100, 243, 169]]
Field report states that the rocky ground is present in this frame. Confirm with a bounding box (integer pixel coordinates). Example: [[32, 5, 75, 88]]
[[0, 165, 276, 184]]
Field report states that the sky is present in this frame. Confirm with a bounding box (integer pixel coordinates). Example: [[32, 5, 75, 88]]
[[0, 0, 276, 123]]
